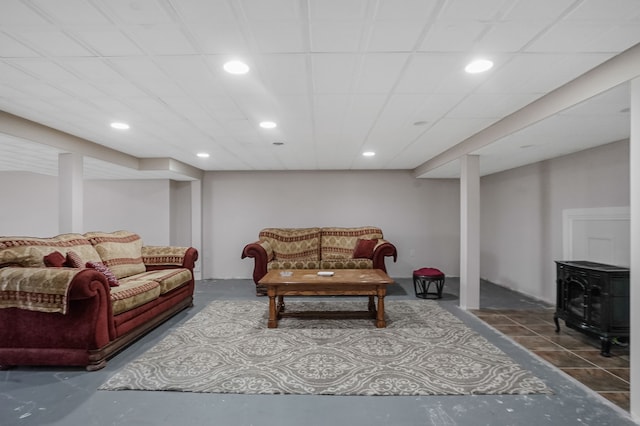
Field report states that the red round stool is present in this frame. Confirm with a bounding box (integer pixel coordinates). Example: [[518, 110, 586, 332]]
[[413, 267, 445, 299]]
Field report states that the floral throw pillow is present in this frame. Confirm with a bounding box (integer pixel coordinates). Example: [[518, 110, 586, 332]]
[[85, 261, 120, 287]]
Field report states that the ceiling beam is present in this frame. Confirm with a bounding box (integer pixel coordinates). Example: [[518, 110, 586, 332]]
[[413, 41, 640, 179]]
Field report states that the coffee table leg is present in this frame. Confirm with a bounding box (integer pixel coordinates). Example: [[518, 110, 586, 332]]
[[278, 295, 285, 313], [376, 288, 386, 328], [267, 288, 278, 328], [368, 295, 375, 312]]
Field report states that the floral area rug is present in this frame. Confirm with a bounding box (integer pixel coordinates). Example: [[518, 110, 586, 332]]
[[99, 299, 552, 396]]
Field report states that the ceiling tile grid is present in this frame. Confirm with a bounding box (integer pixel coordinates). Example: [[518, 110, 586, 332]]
[[0, 0, 637, 180]]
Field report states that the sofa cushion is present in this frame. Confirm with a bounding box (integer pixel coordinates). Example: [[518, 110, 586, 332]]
[[321, 227, 384, 260], [84, 231, 146, 279], [0, 234, 101, 268], [121, 269, 192, 294], [259, 228, 321, 261], [110, 279, 161, 315], [352, 238, 378, 259]]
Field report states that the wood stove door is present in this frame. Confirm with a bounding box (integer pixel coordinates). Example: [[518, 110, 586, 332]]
[[566, 272, 589, 325]]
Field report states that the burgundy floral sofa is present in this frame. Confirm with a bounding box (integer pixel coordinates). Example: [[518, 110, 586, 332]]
[[242, 226, 397, 295], [0, 230, 198, 371]]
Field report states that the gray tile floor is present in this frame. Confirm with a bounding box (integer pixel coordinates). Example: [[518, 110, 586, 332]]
[[1, 278, 636, 426]]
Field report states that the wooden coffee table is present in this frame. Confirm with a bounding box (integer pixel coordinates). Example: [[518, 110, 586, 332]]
[[258, 269, 394, 328]]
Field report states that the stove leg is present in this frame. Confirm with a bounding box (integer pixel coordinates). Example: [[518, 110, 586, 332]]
[[600, 338, 612, 357]]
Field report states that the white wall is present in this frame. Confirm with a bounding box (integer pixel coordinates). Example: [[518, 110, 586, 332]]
[[83, 179, 172, 245], [0, 171, 58, 236], [202, 170, 461, 279], [481, 139, 630, 303]]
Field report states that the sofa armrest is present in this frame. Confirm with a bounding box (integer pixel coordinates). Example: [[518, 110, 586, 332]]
[[241, 240, 273, 284], [0, 267, 116, 370], [141, 246, 199, 271], [372, 239, 398, 273], [0, 267, 109, 313]]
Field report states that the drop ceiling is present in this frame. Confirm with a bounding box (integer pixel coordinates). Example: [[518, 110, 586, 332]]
[[0, 0, 638, 180]]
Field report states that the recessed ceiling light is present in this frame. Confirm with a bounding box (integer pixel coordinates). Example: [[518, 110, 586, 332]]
[[465, 59, 493, 74], [413, 121, 428, 126], [196, 152, 210, 158], [259, 121, 277, 129], [273, 141, 285, 146], [110, 122, 130, 130], [362, 151, 376, 157], [223, 60, 249, 75]]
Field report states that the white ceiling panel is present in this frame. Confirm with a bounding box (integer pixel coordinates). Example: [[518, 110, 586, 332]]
[[311, 54, 359, 93], [0, 0, 636, 180], [0, 32, 39, 57], [374, 0, 438, 20], [11, 30, 94, 56], [309, 0, 369, 21], [170, 0, 237, 23], [356, 54, 410, 93], [69, 29, 143, 56], [100, 0, 174, 25], [123, 26, 198, 55], [258, 54, 309, 94], [187, 24, 250, 54], [249, 22, 306, 53], [30, 0, 111, 25], [504, 0, 574, 20], [440, 0, 515, 21], [566, 0, 640, 20], [310, 22, 364, 52], [241, 0, 301, 20], [0, 0, 49, 25], [419, 21, 486, 52], [366, 20, 425, 52]]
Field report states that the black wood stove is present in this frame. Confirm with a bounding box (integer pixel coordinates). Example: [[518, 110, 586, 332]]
[[554, 260, 629, 356]]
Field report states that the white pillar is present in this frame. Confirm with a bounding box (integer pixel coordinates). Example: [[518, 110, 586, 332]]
[[191, 179, 202, 280], [629, 77, 640, 421], [460, 155, 480, 309], [58, 153, 83, 234]]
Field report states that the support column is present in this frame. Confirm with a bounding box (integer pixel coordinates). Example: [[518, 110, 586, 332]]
[[460, 155, 480, 309], [191, 179, 202, 280], [58, 153, 83, 234], [629, 77, 640, 421]]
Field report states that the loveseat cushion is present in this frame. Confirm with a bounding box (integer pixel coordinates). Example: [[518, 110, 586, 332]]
[[320, 259, 374, 269], [84, 231, 146, 279], [0, 234, 101, 268], [122, 269, 192, 294], [320, 227, 384, 260], [259, 228, 321, 261], [109, 279, 161, 315], [268, 259, 321, 270]]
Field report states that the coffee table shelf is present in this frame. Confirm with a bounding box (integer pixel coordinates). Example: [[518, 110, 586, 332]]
[[258, 269, 394, 328]]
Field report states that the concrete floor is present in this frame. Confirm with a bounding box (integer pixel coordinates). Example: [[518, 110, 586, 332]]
[[0, 277, 636, 426]]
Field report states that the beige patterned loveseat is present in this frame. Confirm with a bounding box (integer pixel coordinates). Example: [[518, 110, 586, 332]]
[[241, 226, 397, 295], [0, 230, 197, 370]]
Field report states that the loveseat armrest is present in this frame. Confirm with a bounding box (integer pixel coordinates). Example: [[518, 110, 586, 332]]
[[241, 240, 273, 284], [141, 246, 199, 271], [372, 239, 398, 273]]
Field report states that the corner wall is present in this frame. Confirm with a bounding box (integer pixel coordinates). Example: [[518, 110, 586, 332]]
[[480, 139, 630, 303]]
